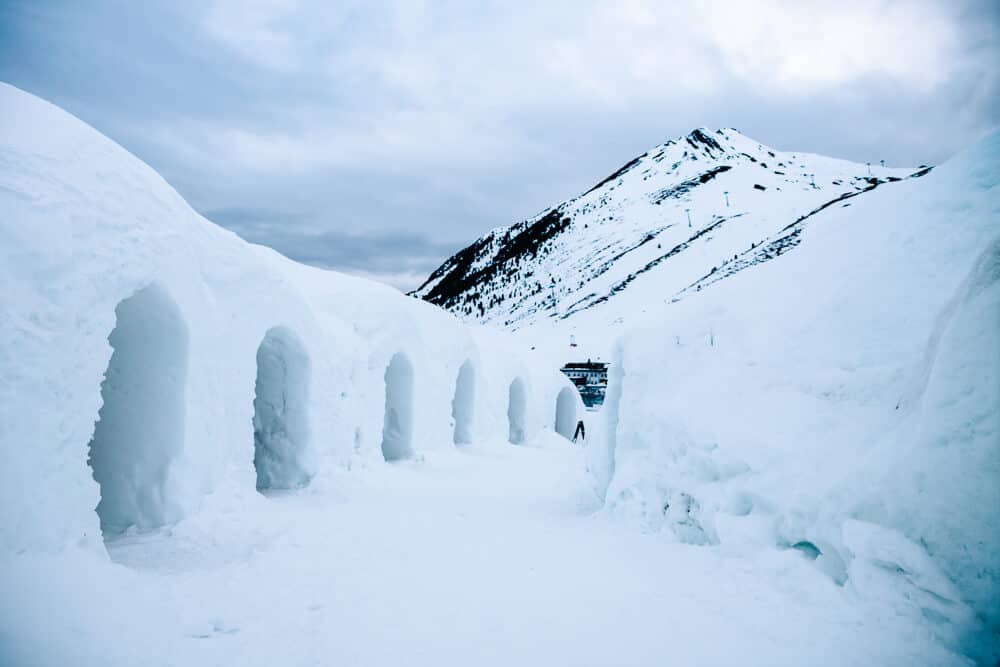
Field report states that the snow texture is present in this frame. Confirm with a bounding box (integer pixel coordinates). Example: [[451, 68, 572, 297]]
[[88, 283, 189, 535], [507, 377, 528, 444], [253, 326, 311, 491], [0, 81, 573, 555], [451, 359, 476, 445], [554, 386, 579, 440], [381, 352, 415, 461], [594, 129, 1000, 661]]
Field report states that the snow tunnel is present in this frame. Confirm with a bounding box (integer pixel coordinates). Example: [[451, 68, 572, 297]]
[[88, 283, 189, 536], [507, 377, 527, 444], [452, 359, 476, 445], [554, 386, 578, 440], [253, 326, 312, 491], [381, 352, 414, 461]]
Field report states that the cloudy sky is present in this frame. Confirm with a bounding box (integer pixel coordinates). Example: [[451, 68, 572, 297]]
[[2, 1, 997, 289]]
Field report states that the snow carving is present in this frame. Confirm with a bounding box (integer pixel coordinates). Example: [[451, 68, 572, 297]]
[[88, 283, 189, 536], [253, 326, 312, 491], [451, 359, 476, 445], [381, 352, 415, 461], [0, 83, 570, 555], [507, 377, 527, 444]]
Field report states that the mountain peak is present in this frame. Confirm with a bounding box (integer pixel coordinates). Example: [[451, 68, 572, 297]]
[[685, 127, 727, 152], [413, 133, 919, 329]]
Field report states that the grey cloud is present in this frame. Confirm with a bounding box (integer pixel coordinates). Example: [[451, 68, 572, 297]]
[[2, 0, 998, 291], [204, 207, 463, 275]]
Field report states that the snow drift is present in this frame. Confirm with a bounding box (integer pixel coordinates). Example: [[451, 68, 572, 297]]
[[0, 82, 576, 553], [592, 130, 1000, 660]]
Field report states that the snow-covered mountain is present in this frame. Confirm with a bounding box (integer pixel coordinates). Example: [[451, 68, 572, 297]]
[[413, 128, 927, 329]]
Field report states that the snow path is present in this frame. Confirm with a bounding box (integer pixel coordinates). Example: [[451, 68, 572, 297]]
[[4, 438, 961, 666]]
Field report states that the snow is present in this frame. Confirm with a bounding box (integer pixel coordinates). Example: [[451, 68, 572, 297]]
[[381, 351, 416, 461], [253, 326, 312, 491], [1, 79, 996, 666], [415, 126, 917, 342], [88, 283, 190, 534], [0, 441, 967, 667], [507, 377, 528, 444], [554, 385, 579, 440], [593, 129, 1000, 660], [451, 359, 476, 445], [0, 80, 572, 555]]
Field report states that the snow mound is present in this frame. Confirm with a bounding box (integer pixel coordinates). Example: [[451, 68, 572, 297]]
[[0, 82, 576, 554], [594, 129, 1000, 660]]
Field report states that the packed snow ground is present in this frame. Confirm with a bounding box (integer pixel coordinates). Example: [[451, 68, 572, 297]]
[[0, 432, 966, 667]]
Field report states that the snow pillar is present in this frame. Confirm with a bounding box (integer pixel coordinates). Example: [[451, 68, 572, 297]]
[[88, 284, 189, 537], [554, 386, 578, 440], [507, 377, 527, 444], [253, 326, 312, 491], [452, 359, 476, 445], [381, 352, 415, 461]]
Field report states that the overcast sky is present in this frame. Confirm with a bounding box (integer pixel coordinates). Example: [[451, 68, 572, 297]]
[[2, 1, 998, 289]]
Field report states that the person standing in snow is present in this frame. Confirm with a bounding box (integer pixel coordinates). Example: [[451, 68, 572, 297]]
[[572, 419, 586, 443]]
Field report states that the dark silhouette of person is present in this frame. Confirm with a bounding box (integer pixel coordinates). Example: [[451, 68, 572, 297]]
[[572, 419, 586, 443]]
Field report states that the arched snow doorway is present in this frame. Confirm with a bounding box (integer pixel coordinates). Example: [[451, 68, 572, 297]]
[[554, 386, 578, 440], [452, 360, 476, 445], [507, 377, 527, 444], [381, 352, 414, 461], [253, 326, 311, 492], [88, 283, 189, 537]]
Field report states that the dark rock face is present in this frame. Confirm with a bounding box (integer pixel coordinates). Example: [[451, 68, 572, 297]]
[[415, 207, 571, 314]]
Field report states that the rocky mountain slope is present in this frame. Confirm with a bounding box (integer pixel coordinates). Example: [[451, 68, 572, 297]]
[[412, 128, 929, 329]]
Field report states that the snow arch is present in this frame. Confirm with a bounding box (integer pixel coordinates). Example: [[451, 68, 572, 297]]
[[381, 352, 414, 461], [253, 326, 312, 491], [452, 359, 475, 445], [554, 386, 578, 440], [88, 283, 189, 537], [507, 377, 527, 444]]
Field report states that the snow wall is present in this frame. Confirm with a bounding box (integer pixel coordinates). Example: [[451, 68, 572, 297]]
[[0, 83, 576, 554], [591, 131, 1000, 660]]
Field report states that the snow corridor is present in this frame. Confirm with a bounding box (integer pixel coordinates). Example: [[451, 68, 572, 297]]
[[85, 285, 585, 540]]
